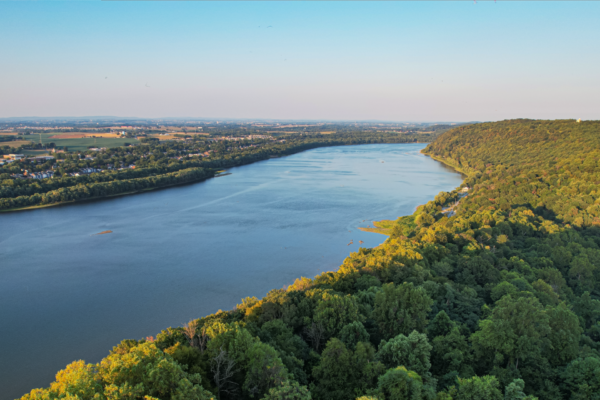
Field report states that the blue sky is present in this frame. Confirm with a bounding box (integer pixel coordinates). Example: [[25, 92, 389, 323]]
[[1, 1, 599, 121]]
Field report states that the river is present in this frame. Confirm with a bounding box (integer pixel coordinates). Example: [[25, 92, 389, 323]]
[[0, 143, 463, 399]]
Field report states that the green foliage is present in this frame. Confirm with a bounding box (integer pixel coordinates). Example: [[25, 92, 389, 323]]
[[504, 379, 538, 400], [428, 311, 456, 338], [376, 366, 425, 400], [261, 380, 312, 400], [313, 293, 363, 338], [339, 321, 370, 350], [560, 356, 600, 400], [545, 302, 582, 366], [373, 282, 433, 339], [454, 375, 502, 400], [377, 330, 434, 385], [20, 342, 215, 400], [256, 319, 309, 385], [471, 295, 550, 370], [431, 327, 473, 382], [311, 338, 384, 400], [244, 342, 289, 398], [310, 338, 358, 400]]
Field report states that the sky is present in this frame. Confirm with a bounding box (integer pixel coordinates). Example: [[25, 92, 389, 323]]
[[1, 1, 599, 122]]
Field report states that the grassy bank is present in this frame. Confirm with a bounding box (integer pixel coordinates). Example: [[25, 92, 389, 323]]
[[358, 219, 396, 235]]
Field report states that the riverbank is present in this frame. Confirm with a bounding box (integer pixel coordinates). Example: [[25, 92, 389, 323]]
[[419, 149, 474, 176], [0, 170, 219, 213]]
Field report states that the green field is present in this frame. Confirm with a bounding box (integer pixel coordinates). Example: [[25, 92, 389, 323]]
[[47, 137, 140, 151], [20, 149, 52, 156], [2, 140, 33, 148], [17, 133, 140, 151]]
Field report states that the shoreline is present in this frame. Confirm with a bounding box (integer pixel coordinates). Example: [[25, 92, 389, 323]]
[[419, 148, 472, 177], [1, 142, 431, 214], [0, 173, 217, 213]]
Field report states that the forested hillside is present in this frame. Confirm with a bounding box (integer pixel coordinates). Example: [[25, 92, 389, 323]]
[[21, 119, 600, 400]]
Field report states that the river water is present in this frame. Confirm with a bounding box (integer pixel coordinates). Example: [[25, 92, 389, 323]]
[[0, 143, 463, 399]]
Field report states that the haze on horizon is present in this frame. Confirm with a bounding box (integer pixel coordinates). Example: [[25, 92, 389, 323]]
[[1, 1, 599, 122]]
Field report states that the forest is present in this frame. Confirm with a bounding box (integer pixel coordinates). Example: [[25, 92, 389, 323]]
[[0, 131, 430, 211], [19, 119, 600, 400]]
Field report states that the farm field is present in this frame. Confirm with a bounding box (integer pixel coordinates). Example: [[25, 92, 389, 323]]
[[14, 132, 140, 151], [2, 140, 34, 148], [148, 134, 178, 141], [20, 149, 51, 156], [48, 137, 140, 151]]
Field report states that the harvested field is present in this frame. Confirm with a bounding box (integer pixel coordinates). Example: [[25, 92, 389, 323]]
[[167, 131, 208, 136], [3, 140, 34, 148], [149, 134, 177, 141]]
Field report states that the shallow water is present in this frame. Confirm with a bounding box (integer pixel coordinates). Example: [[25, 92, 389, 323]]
[[0, 143, 463, 399]]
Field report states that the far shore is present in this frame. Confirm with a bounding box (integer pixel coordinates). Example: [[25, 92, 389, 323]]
[[0, 173, 216, 213]]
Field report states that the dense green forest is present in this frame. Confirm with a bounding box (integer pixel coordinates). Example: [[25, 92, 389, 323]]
[[0, 132, 431, 211], [20, 119, 600, 400]]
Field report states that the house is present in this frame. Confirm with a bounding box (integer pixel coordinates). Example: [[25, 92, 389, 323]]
[[460, 187, 469, 193], [30, 171, 54, 180], [79, 168, 101, 174], [7, 154, 24, 160]]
